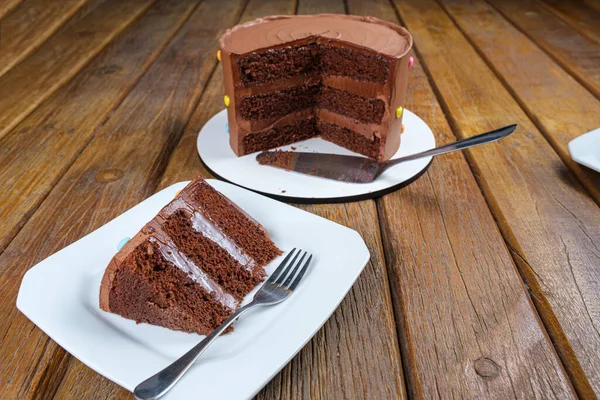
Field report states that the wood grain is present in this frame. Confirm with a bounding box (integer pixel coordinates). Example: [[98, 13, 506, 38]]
[[584, 0, 600, 13], [436, 0, 600, 208], [0, 0, 21, 19], [0, 0, 88, 77], [297, 0, 345, 14], [0, 0, 199, 257], [348, 0, 575, 398], [392, 0, 600, 397], [156, 70, 222, 187], [0, 0, 245, 398], [0, 0, 154, 141], [487, 0, 600, 99], [540, 0, 600, 45]]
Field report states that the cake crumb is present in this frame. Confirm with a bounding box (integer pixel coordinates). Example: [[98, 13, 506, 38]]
[[281, 190, 286, 193], [291, 146, 296, 150]]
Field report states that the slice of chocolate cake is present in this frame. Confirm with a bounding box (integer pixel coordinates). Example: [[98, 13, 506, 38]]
[[219, 14, 413, 161], [99, 178, 281, 334]]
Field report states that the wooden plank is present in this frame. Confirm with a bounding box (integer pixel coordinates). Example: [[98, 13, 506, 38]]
[[487, 0, 600, 99], [437, 0, 600, 217], [158, 2, 408, 399], [0, 0, 89, 77], [0, 0, 154, 141], [155, 71, 224, 187], [540, 0, 600, 45], [0, 0, 21, 19], [584, 0, 600, 13], [0, 0, 245, 398], [392, 0, 600, 397], [297, 0, 345, 14], [347, 0, 576, 398], [0, 0, 199, 258]]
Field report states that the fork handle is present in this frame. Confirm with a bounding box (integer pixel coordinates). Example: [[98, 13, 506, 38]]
[[134, 303, 255, 400]]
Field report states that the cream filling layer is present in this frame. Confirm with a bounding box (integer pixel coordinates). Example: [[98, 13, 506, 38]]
[[164, 197, 256, 273], [234, 74, 389, 102], [237, 108, 390, 140]]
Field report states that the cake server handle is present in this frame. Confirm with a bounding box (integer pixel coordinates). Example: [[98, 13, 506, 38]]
[[383, 124, 517, 170], [134, 303, 255, 400]]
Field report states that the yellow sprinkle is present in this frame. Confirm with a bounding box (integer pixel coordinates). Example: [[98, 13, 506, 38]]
[[174, 189, 182, 198], [224, 95, 230, 107], [401, 124, 405, 133], [217, 50, 221, 62], [395, 106, 403, 118]]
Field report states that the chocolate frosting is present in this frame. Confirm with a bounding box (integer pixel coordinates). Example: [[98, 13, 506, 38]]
[[219, 14, 412, 161], [219, 14, 412, 58]]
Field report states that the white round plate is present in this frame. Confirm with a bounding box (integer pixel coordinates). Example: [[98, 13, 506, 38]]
[[197, 109, 435, 202]]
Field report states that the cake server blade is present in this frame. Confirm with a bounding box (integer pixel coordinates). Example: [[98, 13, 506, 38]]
[[256, 151, 383, 183], [256, 124, 517, 183]]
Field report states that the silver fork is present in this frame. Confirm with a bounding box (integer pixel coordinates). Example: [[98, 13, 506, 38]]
[[134, 248, 313, 400]]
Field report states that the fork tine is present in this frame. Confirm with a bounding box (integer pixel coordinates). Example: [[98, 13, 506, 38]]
[[275, 249, 301, 285], [267, 248, 296, 283], [282, 251, 307, 287], [289, 254, 312, 291]]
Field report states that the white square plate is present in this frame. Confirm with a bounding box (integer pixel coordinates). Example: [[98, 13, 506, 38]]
[[17, 180, 369, 399], [569, 128, 600, 173]]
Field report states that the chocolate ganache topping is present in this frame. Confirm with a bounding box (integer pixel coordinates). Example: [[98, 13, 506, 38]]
[[219, 14, 412, 57]]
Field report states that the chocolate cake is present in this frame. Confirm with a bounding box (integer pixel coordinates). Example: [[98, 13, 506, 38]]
[[99, 178, 281, 334], [219, 14, 413, 161]]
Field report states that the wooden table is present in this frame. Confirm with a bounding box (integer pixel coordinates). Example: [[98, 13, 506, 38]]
[[1, 0, 599, 398]]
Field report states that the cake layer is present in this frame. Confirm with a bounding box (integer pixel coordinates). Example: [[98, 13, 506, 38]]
[[237, 43, 319, 87], [317, 121, 380, 159], [239, 84, 386, 124], [243, 118, 316, 154], [240, 118, 381, 159], [319, 44, 389, 84], [237, 42, 390, 87], [319, 86, 385, 124], [239, 84, 319, 121]]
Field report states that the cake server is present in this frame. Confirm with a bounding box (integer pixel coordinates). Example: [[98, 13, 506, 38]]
[[256, 124, 517, 183], [134, 248, 312, 400]]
